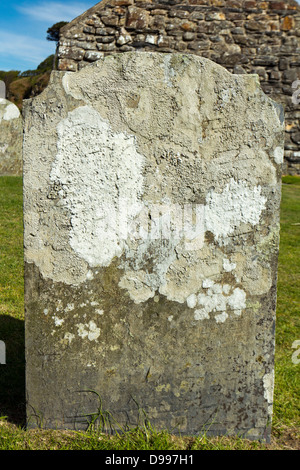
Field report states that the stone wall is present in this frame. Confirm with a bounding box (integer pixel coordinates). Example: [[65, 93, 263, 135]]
[[0, 98, 23, 176], [58, 0, 300, 175], [24, 52, 283, 440]]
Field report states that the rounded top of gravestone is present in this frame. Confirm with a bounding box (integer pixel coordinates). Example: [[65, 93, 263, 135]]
[[0, 98, 21, 122]]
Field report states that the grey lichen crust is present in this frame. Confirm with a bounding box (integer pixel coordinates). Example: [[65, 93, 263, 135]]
[[23, 52, 283, 440]]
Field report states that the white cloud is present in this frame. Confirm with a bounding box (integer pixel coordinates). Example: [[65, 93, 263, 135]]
[[16, 1, 93, 24], [0, 30, 53, 67]]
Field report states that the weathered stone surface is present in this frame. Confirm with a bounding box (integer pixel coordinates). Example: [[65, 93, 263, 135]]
[[24, 52, 283, 440], [0, 99, 23, 176]]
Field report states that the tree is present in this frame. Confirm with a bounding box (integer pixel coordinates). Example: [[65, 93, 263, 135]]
[[46, 22, 69, 70], [47, 22, 68, 43]]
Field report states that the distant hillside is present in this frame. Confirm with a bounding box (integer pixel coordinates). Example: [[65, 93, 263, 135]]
[[0, 55, 54, 110]]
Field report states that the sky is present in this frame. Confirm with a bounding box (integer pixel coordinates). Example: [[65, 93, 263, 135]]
[[0, 1, 299, 72], [0, 1, 97, 71]]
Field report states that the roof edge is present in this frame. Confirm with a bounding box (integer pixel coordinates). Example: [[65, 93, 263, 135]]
[[60, 1, 111, 34], [60, 0, 300, 35]]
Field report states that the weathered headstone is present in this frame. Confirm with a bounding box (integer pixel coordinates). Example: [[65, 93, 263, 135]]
[[0, 81, 5, 99], [0, 96, 23, 176], [23, 52, 284, 441]]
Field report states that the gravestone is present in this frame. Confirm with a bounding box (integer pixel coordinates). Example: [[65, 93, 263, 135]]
[[0, 91, 23, 175], [0, 81, 5, 99], [23, 52, 284, 441]]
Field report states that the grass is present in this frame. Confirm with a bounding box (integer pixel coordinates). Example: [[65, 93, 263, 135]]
[[0, 175, 299, 450]]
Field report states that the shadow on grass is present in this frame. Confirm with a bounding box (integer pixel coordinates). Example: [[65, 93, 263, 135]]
[[0, 315, 26, 426]]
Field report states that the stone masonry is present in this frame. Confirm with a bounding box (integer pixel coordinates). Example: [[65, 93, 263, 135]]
[[57, 0, 300, 175], [23, 52, 284, 440]]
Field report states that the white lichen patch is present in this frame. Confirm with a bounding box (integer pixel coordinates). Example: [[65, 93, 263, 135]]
[[215, 312, 229, 323], [53, 316, 64, 327], [0, 143, 8, 154], [191, 279, 246, 323], [194, 309, 210, 321], [205, 179, 267, 243], [202, 279, 214, 289], [162, 55, 176, 87], [222, 284, 231, 295], [186, 294, 197, 309], [65, 303, 74, 312], [274, 147, 284, 165], [223, 258, 236, 272], [64, 332, 75, 344], [50, 105, 145, 268], [227, 287, 246, 316], [86, 270, 94, 281], [77, 320, 100, 341], [263, 371, 274, 415]]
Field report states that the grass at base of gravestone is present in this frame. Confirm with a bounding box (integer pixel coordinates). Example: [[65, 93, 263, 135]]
[[0, 175, 299, 450]]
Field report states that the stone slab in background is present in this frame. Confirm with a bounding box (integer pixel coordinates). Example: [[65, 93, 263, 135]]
[[0, 98, 23, 176], [23, 52, 284, 441]]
